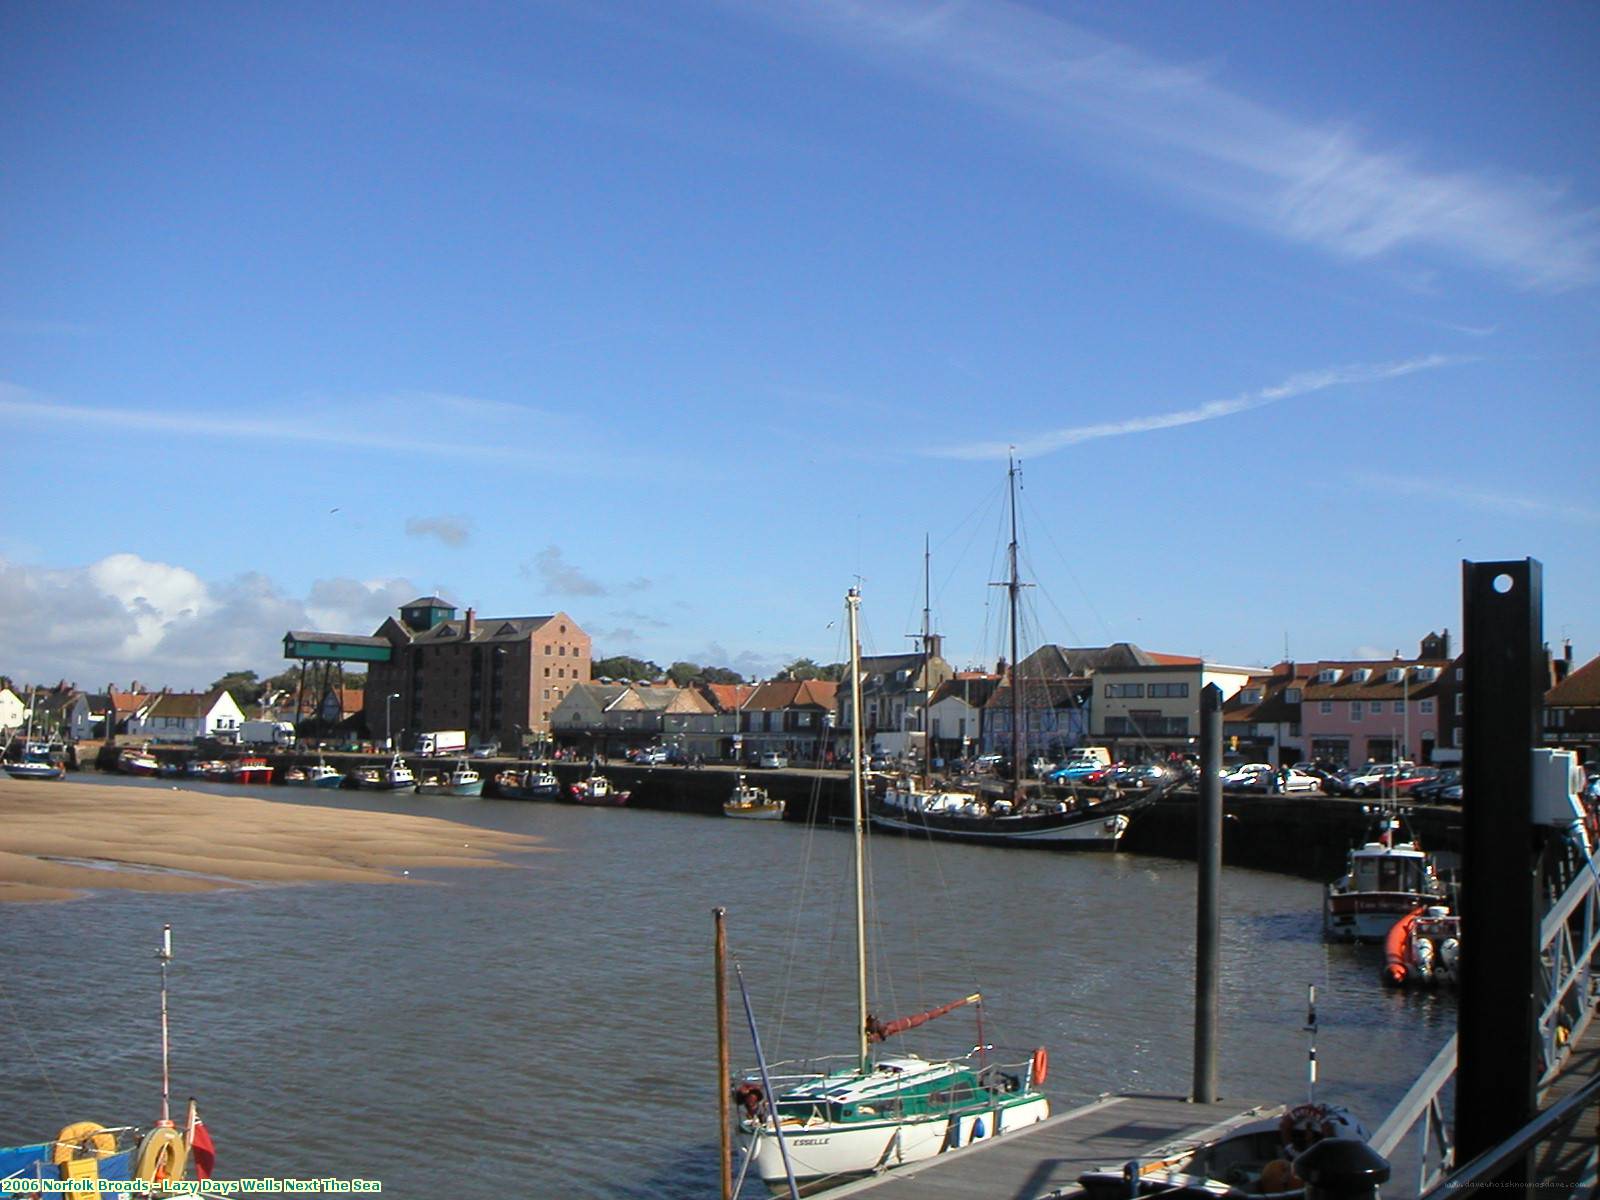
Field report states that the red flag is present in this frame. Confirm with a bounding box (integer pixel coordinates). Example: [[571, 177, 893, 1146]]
[[188, 1116, 216, 1180]]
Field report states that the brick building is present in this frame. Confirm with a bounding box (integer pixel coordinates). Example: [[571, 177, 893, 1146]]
[[363, 596, 590, 749]]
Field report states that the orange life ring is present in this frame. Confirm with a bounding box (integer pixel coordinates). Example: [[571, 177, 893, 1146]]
[[52, 1121, 116, 1165], [1279, 1103, 1334, 1155], [1031, 1047, 1049, 1086], [133, 1124, 188, 1184]]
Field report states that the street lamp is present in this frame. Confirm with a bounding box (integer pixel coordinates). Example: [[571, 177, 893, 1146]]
[[385, 692, 400, 750]]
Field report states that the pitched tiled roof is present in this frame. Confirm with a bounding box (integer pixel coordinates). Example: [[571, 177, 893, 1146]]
[[1548, 654, 1600, 707], [931, 677, 1002, 708], [984, 677, 1085, 710], [699, 683, 757, 713], [745, 680, 838, 711], [1298, 660, 1450, 701], [413, 615, 556, 644]]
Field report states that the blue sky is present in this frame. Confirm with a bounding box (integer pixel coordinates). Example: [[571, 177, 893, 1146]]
[[3, 1, 1596, 689]]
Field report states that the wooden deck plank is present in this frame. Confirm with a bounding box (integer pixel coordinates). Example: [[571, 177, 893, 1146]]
[[820, 1094, 1275, 1200]]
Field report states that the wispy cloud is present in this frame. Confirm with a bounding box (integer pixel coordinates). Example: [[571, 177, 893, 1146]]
[[531, 545, 606, 596], [764, 1, 1600, 290], [0, 382, 553, 462], [927, 354, 1463, 460], [1353, 473, 1600, 527], [405, 515, 473, 547]]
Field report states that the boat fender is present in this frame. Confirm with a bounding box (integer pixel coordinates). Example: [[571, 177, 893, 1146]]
[[972, 1117, 986, 1140], [1279, 1104, 1335, 1156], [1031, 1047, 1049, 1086], [52, 1121, 116, 1165], [133, 1123, 188, 1183], [734, 1083, 766, 1118]]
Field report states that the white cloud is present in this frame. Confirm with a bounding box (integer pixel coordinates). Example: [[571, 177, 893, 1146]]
[[0, 553, 420, 689], [530, 546, 607, 596], [928, 354, 1462, 460], [405, 515, 473, 547], [1352, 473, 1600, 527], [766, 1, 1600, 290]]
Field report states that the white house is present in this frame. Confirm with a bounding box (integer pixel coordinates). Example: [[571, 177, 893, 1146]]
[[0, 687, 25, 734], [130, 690, 246, 743], [1091, 657, 1261, 760]]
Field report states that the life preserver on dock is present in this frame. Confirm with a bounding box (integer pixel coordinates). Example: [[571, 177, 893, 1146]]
[[1031, 1047, 1049, 1086], [133, 1123, 188, 1184], [1279, 1104, 1335, 1155], [52, 1121, 115, 1165]]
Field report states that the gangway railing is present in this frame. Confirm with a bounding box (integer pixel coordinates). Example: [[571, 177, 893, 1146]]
[[1373, 851, 1600, 1195]]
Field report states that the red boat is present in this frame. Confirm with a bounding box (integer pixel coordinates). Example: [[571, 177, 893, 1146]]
[[228, 757, 274, 785], [569, 775, 629, 806]]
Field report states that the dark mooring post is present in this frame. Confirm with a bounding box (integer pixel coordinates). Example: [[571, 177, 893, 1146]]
[[1194, 682, 1223, 1103], [1457, 559, 1543, 1188]]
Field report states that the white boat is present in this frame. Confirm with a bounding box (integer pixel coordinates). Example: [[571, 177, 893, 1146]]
[[495, 766, 560, 800], [569, 774, 628, 806], [724, 774, 784, 820], [1323, 810, 1448, 943], [3, 695, 66, 780], [738, 588, 1051, 1193], [353, 754, 415, 791], [445, 759, 484, 797]]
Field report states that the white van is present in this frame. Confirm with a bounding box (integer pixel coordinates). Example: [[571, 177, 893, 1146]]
[[1064, 746, 1112, 767]]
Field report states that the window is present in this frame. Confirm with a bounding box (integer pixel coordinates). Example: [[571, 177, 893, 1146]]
[[559, 645, 566, 656], [557, 667, 565, 678], [544, 667, 550, 678], [1105, 683, 1144, 699], [1452, 727, 1463, 747], [1393, 700, 1405, 714], [1421, 699, 1435, 715], [543, 689, 550, 700], [1370, 701, 1384, 715], [1455, 695, 1463, 715], [1240, 688, 1262, 704], [1150, 683, 1190, 699], [545, 645, 553, 655], [1285, 688, 1302, 703], [1320, 701, 1333, 715], [1351, 701, 1363, 720]]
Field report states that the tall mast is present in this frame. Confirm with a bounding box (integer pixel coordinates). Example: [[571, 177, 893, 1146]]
[[920, 536, 931, 790], [1008, 455, 1024, 802], [847, 587, 870, 1072]]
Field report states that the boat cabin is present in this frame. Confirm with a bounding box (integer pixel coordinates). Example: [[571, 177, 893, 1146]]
[[1350, 846, 1431, 894]]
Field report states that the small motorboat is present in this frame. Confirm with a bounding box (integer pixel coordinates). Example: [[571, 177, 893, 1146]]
[[3, 747, 65, 781], [228, 757, 274, 785], [118, 746, 161, 776], [495, 766, 560, 800], [364, 754, 415, 792], [414, 770, 449, 796], [444, 759, 484, 797], [569, 775, 628, 806], [1324, 809, 1448, 943], [1383, 905, 1460, 988], [1078, 1102, 1371, 1200], [286, 759, 343, 789], [724, 773, 784, 820]]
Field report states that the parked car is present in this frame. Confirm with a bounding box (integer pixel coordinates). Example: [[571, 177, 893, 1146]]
[[1047, 762, 1109, 783], [640, 747, 669, 764], [1108, 763, 1170, 788], [758, 751, 788, 769], [1223, 763, 1275, 789], [1411, 768, 1460, 802], [1393, 766, 1440, 793]]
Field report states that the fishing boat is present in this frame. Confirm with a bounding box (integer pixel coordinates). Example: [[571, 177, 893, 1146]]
[[118, 746, 160, 776], [1323, 809, 1448, 943], [356, 754, 416, 792], [414, 769, 449, 795], [737, 588, 1051, 1193], [0, 927, 218, 1193], [444, 759, 484, 797], [4, 739, 65, 781], [724, 774, 784, 820], [227, 757, 274, 785], [1382, 905, 1460, 989], [569, 774, 628, 805], [494, 765, 561, 800], [284, 757, 343, 789], [2, 691, 67, 780], [870, 465, 1167, 849]]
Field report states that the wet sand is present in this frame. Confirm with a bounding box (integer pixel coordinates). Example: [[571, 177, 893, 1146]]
[[0, 776, 546, 902]]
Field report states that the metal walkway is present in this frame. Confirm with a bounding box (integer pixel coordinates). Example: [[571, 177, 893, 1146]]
[[819, 1093, 1272, 1200]]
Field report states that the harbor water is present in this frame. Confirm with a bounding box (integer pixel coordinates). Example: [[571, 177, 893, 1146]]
[[1, 777, 1456, 1197]]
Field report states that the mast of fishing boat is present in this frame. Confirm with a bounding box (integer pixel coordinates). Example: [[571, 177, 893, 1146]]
[[847, 587, 869, 1073], [157, 924, 173, 1124], [1007, 454, 1024, 802], [920, 535, 932, 790]]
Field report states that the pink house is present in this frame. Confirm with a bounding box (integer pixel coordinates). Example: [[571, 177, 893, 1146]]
[[1299, 658, 1449, 766]]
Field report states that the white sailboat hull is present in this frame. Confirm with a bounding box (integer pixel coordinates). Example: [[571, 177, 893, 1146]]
[[871, 806, 1131, 845], [748, 1093, 1050, 1191]]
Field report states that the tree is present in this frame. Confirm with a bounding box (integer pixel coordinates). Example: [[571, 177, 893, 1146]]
[[593, 655, 661, 682], [209, 670, 263, 707], [700, 665, 745, 685], [665, 661, 746, 686], [784, 658, 846, 682]]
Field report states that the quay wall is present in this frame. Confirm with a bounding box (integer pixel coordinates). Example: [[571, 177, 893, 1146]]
[[80, 743, 1462, 881]]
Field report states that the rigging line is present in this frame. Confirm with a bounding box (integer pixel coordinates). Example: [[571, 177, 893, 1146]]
[[0, 975, 71, 1124], [1016, 475, 1116, 644]]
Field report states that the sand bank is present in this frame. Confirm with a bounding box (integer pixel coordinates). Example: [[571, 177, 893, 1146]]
[[0, 776, 546, 902]]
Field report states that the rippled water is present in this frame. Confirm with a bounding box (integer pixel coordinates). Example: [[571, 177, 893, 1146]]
[[1, 778, 1456, 1197]]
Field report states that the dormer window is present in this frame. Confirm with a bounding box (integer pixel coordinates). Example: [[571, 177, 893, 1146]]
[[1415, 666, 1439, 682], [1285, 688, 1302, 703], [1317, 668, 1342, 684], [1242, 688, 1262, 705], [1352, 668, 1372, 683], [1386, 668, 1404, 683]]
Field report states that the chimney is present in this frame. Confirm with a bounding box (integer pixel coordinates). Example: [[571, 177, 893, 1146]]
[[464, 607, 476, 640]]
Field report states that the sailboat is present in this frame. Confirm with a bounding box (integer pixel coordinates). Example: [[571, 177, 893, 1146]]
[[738, 588, 1051, 1193], [3, 690, 65, 781], [871, 459, 1167, 848]]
